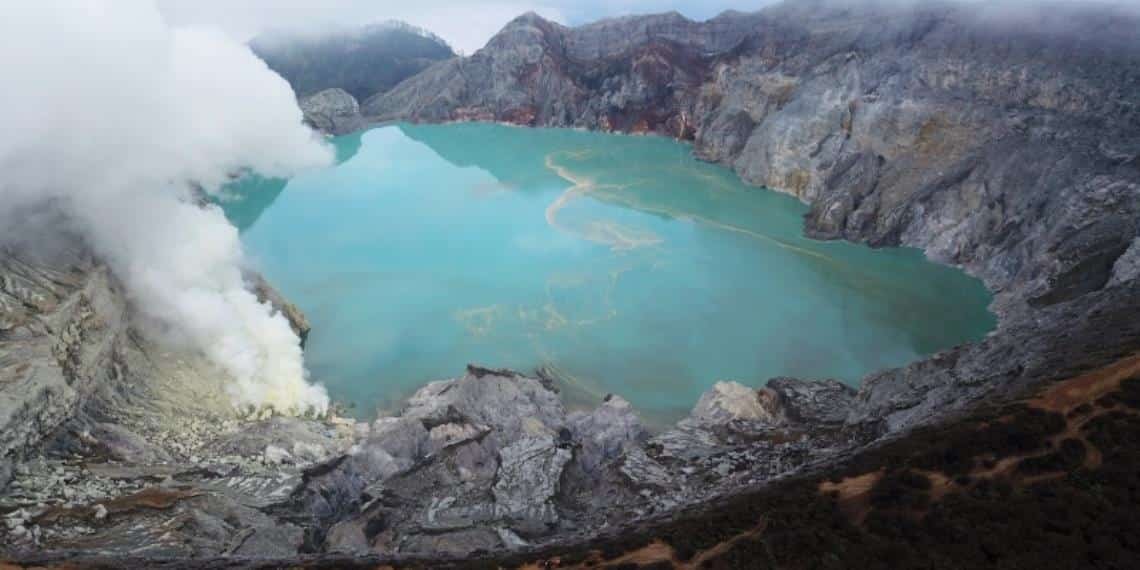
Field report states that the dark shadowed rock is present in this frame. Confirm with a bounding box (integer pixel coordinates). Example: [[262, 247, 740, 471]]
[[567, 394, 647, 475], [766, 377, 855, 426], [315, 369, 574, 554], [299, 88, 366, 136]]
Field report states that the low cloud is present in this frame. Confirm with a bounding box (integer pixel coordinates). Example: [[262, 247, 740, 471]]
[[154, 0, 1140, 55], [154, 0, 778, 54]]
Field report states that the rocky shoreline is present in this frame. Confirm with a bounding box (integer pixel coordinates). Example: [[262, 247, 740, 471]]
[[4, 0, 1140, 566], [0, 237, 869, 557], [4, 202, 1138, 568]]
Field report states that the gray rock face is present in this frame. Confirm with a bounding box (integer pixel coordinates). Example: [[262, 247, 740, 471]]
[[300, 88, 366, 136], [0, 240, 124, 462], [0, 227, 315, 465], [491, 435, 571, 528], [312, 368, 580, 554], [567, 394, 647, 475], [302, 367, 848, 556]]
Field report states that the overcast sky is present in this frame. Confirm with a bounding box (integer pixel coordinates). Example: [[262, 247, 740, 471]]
[[155, 0, 774, 54]]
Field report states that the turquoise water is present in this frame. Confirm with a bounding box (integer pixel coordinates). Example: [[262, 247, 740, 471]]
[[220, 123, 995, 423]]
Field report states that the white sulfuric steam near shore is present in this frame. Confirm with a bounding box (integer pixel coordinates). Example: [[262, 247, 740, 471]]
[[0, 0, 334, 415]]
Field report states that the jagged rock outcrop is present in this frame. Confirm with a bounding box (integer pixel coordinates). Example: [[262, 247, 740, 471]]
[[300, 88, 366, 136], [566, 394, 646, 475], [291, 367, 846, 557]]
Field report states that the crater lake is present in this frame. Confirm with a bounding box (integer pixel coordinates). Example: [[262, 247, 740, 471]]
[[221, 123, 995, 423]]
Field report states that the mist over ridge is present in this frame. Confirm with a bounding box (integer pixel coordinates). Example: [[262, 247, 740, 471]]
[[250, 20, 456, 101]]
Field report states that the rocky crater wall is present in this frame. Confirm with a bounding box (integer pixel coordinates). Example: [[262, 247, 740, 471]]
[[4, 0, 1140, 565], [366, 0, 1140, 432]]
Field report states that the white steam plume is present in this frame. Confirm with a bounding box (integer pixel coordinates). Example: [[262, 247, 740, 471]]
[[0, 1, 334, 415]]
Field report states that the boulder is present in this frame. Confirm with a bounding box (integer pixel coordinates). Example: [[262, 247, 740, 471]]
[[300, 88, 366, 136], [568, 394, 647, 474], [766, 377, 856, 427], [690, 381, 783, 426]]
